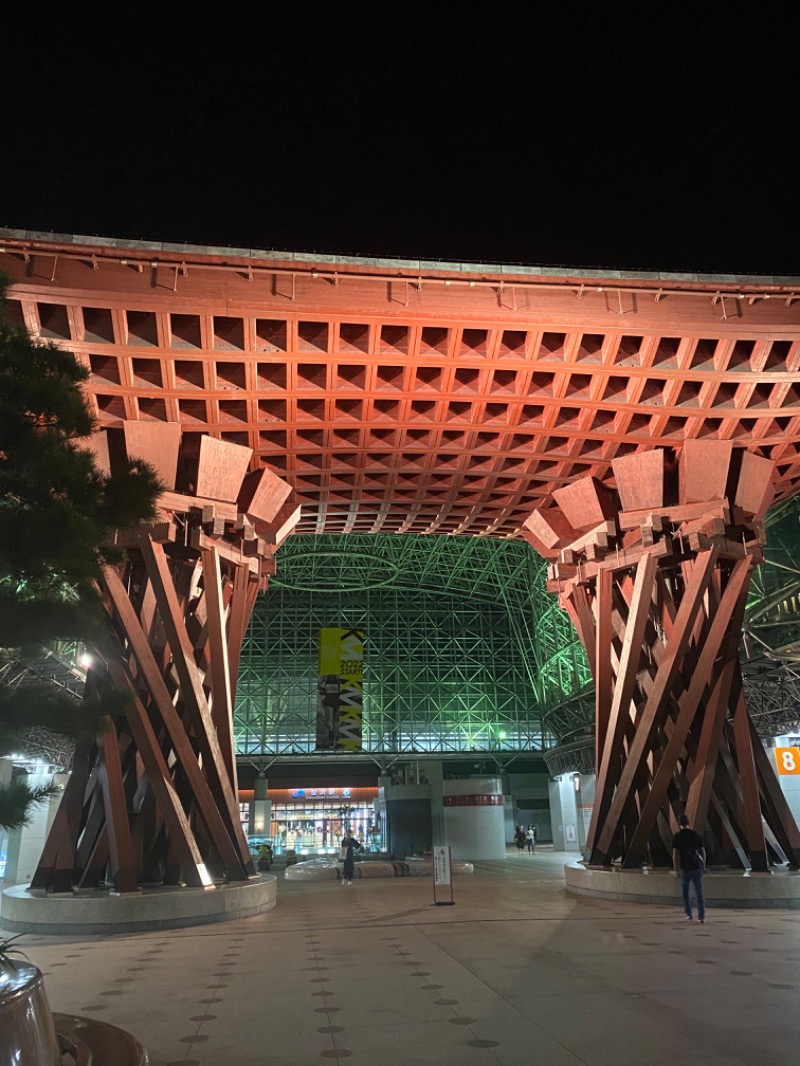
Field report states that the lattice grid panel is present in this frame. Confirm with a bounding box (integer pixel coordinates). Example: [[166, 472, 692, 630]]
[[4, 239, 800, 539]]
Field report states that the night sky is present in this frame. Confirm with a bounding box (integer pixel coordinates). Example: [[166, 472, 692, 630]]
[[3, 9, 798, 275]]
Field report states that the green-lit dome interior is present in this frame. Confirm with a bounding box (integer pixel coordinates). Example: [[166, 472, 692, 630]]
[[234, 508, 800, 760], [234, 534, 592, 758]]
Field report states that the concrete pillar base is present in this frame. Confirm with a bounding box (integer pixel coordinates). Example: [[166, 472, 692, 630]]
[[0, 874, 277, 934], [565, 862, 800, 908]]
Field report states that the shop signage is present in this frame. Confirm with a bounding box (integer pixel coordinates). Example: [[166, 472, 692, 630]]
[[442, 795, 504, 807], [774, 747, 800, 775], [290, 788, 352, 798]]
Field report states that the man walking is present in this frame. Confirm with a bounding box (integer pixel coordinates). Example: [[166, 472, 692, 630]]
[[672, 813, 706, 923]]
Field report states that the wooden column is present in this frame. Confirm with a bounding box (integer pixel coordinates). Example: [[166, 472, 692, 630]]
[[33, 425, 300, 894], [526, 444, 800, 870]]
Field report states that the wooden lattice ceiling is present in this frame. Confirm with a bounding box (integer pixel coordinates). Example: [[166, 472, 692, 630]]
[[3, 229, 800, 537]]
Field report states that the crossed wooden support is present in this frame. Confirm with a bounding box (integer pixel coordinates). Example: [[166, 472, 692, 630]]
[[523, 442, 800, 871], [33, 424, 300, 893]]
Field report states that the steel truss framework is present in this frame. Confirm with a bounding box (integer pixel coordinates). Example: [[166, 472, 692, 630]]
[[0, 643, 88, 768], [235, 496, 800, 765], [235, 534, 560, 757], [234, 507, 800, 762], [741, 498, 800, 735]]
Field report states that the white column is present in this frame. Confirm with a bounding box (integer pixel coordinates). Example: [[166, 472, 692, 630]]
[[766, 737, 800, 827], [442, 777, 506, 860], [576, 773, 596, 857], [0, 757, 12, 882], [251, 775, 270, 838], [548, 774, 581, 853]]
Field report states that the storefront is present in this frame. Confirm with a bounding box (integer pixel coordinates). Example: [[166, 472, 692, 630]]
[[239, 785, 380, 855]]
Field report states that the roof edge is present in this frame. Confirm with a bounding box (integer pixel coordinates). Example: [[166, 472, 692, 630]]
[[2, 227, 799, 288]]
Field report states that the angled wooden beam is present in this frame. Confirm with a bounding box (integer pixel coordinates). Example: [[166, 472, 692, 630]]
[[98, 724, 138, 892], [587, 552, 658, 858], [709, 791, 750, 870], [685, 654, 739, 831], [594, 566, 614, 773], [109, 662, 214, 888], [622, 556, 753, 866], [75, 826, 111, 890], [103, 563, 249, 879], [730, 678, 769, 871], [562, 582, 596, 679], [202, 545, 237, 790], [593, 548, 719, 862], [227, 564, 251, 694], [29, 739, 94, 892], [138, 535, 255, 875]]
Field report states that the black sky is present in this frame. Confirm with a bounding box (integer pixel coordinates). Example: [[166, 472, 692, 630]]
[[3, 8, 798, 274]]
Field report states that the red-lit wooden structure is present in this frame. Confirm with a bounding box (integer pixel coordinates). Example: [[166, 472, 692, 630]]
[[2, 228, 800, 884], [3, 229, 800, 536], [524, 443, 800, 869], [31, 425, 299, 892]]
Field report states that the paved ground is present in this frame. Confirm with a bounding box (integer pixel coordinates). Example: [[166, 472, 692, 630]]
[[14, 846, 800, 1065]]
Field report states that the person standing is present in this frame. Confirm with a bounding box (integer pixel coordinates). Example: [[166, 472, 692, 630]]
[[514, 826, 525, 854], [527, 825, 536, 854], [341, 832, 361, 885], [672, 813, 706, 923]]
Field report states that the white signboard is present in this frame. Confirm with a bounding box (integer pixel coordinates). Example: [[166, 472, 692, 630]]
[[433, 845, 451, 885], [432, 845, 454, 905]]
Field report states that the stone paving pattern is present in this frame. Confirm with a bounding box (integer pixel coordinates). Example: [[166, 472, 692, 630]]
[[16, 847, 800, 1065]]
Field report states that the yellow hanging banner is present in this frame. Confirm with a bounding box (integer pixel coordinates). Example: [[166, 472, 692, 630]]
[[316, 628, 365, 750]]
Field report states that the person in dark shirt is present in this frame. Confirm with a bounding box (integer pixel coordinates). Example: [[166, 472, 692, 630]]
[[340, 834, 361, 886], [671, 813, 706, 923]]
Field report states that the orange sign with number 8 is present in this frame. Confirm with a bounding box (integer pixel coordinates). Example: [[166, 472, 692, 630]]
[[774, 747, 800, 775]]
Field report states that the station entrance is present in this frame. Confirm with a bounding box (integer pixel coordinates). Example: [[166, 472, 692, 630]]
[[267, 786, 380, 855]]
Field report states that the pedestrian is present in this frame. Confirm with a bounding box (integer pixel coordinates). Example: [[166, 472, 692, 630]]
[[672, 813, 706, 923], [340, 832, 361, 885], [514, 826, 525, 853], [526, 825, 536, 854]]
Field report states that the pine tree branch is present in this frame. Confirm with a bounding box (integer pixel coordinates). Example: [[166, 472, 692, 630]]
[[0, 779, 59, 832]]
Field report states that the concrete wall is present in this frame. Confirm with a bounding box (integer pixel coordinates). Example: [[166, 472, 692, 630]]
[[442, 777, 506, 860]]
